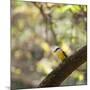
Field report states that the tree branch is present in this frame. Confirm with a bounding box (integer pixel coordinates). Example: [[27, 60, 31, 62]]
[[38, 45, 87, 87], [33, 2, 58, 44]]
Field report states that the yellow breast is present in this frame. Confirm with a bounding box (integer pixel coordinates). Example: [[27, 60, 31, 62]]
[[56, 51, 66, 61]]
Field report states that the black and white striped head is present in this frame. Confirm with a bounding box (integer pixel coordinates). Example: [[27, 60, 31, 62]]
[[52, 46, 62, 52]]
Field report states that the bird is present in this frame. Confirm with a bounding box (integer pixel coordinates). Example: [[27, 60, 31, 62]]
[[53, 46, 67, 62]]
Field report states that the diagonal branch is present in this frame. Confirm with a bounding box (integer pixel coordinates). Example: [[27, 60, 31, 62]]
[[38, 45, 87, 87]]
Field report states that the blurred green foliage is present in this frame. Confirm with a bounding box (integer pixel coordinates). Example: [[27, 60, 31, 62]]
[[11, 0, 87, 89]]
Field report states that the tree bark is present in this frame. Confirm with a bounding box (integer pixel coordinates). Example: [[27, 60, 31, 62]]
[[38, 45, 87, 87]]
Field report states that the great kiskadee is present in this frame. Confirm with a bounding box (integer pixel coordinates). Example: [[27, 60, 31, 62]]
[[53, 47, 67, 61]]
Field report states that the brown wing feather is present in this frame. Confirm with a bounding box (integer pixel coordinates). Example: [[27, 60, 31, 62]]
[[62, 50, 68, 58]]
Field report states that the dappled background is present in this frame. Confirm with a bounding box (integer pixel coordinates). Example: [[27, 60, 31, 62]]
[[11, 0, 87, 89]]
